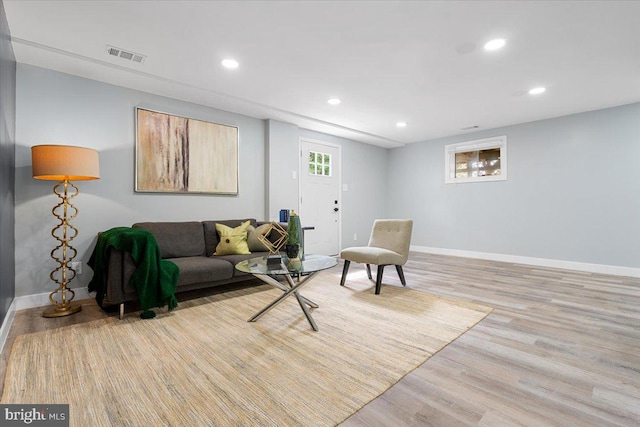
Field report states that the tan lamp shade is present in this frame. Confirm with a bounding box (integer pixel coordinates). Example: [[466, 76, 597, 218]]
[[32, 145, 100, 181]]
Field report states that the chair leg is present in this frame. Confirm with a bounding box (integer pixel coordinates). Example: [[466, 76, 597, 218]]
[[375, 265, 385, 295], [340, 260, 351, 287], [365, 264, 373, 280], [395, 265, 407, 286]]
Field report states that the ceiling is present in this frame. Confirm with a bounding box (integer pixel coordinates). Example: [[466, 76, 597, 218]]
[[4, 1, 640, 148]]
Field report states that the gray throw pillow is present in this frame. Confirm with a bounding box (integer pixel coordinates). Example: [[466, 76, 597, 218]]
[[247, 223, 272, 252]]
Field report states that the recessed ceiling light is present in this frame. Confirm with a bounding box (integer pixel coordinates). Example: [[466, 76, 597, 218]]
[[396, 122, 407, 128], [221, 59, 239, 69], [327, 98, 341, 105], [528, 87, 546, 95], [484, 38, 506, 51]]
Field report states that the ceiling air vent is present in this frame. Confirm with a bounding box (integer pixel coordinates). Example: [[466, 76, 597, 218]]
[[106, 45, 147, 64], [460, 125, 480, 131]]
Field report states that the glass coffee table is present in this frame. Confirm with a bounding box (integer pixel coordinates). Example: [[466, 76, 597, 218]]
[[235, 254, 338, 331]]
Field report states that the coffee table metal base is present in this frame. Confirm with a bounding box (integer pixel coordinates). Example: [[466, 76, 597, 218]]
[[249, 272, 320, 331]]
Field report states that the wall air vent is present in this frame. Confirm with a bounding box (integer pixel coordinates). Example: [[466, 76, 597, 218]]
[[106, 45, 147, 64], [460, 125, 480, 131]]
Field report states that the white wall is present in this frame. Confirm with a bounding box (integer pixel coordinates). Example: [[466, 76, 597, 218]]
[[387, 102, 640, 270]]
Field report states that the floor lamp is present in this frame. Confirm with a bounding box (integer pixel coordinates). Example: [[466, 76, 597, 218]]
[[31, 145, 100, 317]]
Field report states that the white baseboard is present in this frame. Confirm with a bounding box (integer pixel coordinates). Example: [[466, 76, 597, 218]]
[[0, 299, 17, 358], [14, 287, 92, 311], [410, 245, 640, 278]]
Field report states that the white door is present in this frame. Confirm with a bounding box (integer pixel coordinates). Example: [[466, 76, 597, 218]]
[[299, 139, 341, 255]]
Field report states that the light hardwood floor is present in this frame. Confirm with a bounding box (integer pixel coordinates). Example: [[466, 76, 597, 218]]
[[2, 252, 639, 426]]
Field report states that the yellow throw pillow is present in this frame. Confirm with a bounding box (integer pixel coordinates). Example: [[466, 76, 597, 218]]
[[247, 223, 272, 252], [214, 221, 251, 255]]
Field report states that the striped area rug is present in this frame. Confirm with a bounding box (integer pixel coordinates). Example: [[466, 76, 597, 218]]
[[2, 276, 491, 426]]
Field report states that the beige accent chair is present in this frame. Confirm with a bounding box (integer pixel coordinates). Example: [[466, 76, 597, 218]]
[[340, 219, 413, 294]]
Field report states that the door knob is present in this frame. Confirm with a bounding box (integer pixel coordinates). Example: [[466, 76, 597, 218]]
[[334, 207, 339, 212]]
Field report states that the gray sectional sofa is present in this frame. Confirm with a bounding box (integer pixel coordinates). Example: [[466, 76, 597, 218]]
[[99, 219, 276, 318]]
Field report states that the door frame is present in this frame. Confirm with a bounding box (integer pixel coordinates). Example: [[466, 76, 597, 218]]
[[298, 137, 343, 255]]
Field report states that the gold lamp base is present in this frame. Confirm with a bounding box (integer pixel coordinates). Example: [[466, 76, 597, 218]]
[[43, 301, 82, 318]]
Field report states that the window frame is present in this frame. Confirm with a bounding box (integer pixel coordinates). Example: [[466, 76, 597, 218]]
[[444, 135, 507, 184], [308, 150, 332, 177]]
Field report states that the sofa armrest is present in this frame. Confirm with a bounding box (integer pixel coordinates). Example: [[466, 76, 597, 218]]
[[103, 247, 136, 306]]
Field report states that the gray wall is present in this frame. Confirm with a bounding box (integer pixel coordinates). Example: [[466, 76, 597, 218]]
[[0, 0, 16, 322], [387, 102, 640, 269], [14, 64, 388, 298], [266, 119, 299, 221], [266, 121, 389, 249], [15, 64, 266, 297], [16, 58, 637, 303], [298, 128, 388, 248]]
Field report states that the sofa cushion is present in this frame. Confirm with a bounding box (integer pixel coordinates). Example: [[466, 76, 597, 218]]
[[247, 223, 272, 252], [133, 222, 205, 259], [168, 256, 234, 287], [203, 219, 257, 256], [214, 221, 251, 256]]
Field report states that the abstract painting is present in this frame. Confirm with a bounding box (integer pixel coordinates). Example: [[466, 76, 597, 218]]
[[135, 108, 238, 194]]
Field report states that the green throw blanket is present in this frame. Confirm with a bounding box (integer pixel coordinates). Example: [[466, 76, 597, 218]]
[[88, 227, 179, 319]]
